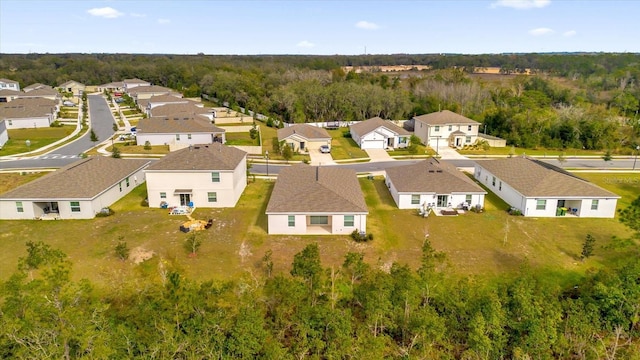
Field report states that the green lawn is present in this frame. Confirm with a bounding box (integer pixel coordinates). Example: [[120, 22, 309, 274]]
[[459, 146, 607, 157], [107, 144, 170, 154], [326, 129, 368, 159], [0, 171, 637, 284], [122, 110, 141, 116], [0, 126, 75, 155], [225, 132, 259, 146]]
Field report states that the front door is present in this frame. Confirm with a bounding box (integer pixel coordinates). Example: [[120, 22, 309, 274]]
[[437, 195, 448, 208], [179, 194, 191, 206], [299, 141, 305, 150], [50, 202, 59, 213], [455, 137, 462, 147]]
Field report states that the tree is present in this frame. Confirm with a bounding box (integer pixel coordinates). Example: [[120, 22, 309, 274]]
[[115, 237, 129, 261], [143, 140, 151, 150], [262, 249, 274, 278], [281, 144, 293, 162], [581, 234, 596, 260], [184, 232, 202, 256], [602, 150, 613, 162], [618, 195, 640, 236], [249, 123, 259, 140], [271, 137, 281, 154], [90, 129, 99, 142], [291, 243, 322, 293], [112, 123, 118, 131], [111, 146, 121, 158]]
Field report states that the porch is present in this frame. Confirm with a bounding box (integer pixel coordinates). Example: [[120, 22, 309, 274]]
[[33, 201, 61, 220]]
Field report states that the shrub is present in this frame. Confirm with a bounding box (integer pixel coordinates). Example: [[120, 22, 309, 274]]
[[144, 141, 151, 150], [508, 207, 522, 216], [351, 229, 373, 242], [266, 118, 274, 127], [95, 207, 113, 217], [343, 131, 352, 138], [115, 239, 129, 261]]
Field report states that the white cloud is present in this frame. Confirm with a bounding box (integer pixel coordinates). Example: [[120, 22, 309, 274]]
[[297, 40, 315, 48], [529, 27, 554, 36], [491, 0, 550, 9], [87, 7, 123, 19], [157, 18, 171, 24], [355, 21, 379, 30], [563, 30, 577, 37], [130, 13, 147, 18]]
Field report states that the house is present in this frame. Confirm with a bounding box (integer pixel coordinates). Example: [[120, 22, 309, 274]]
[[266, 165, 368, 235], [123, 78, 150, 90], [0, 119, 8, 148], [146, 94, 191, 114], [0, 157, 150, 220], [127, 85, 179, 103], [413, 110, 480, 150], [16, 87, 61, 102], [149, 102, 212, 121], [474, 157, 620, 218], [135, 116, 225, 147], [0, 89, 21, 103], [0, 98, 58, 129], [385, 158, 486, 211], [97, 81, 124, 93], [0, 78, 20, 91], [23, 83, 52, 92], [277, 124, 331, 152], [58, 80, 85, 97], [349, 116, 411, 149], [144, 143, 247, 208]]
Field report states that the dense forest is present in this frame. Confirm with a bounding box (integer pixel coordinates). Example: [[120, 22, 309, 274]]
[[1, 197, 639, 359], [1, 53, 639, 151]]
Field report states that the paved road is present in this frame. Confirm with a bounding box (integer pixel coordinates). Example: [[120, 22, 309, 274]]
[[0, 95, 117, 170]]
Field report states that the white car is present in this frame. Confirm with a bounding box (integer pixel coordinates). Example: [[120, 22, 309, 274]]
[[63, 101, 76, 106], [319, 145, 331, 153]]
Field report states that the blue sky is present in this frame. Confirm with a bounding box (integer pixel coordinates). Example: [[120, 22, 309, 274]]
[[1, 0, 638, 54]]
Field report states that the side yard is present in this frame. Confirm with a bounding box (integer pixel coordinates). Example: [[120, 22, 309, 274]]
[[0, 126, 75, 155]]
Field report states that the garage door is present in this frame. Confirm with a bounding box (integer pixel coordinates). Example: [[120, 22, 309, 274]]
[[361, 139, 385, 149]]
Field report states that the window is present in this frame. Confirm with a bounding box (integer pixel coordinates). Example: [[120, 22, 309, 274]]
[[344, 215, 355, 227], [591, 199, 599, 210], [411, 194, 420, 205], [188, 134, 192, 140], [16, 201, 23, 213], [309, 216, 329, 225], [434, 125, 440, 132], [448, 125, 452, 131], [176, 134, 180, 140], [160, 192, 166, 199], [465, 136, 472, 143], [288, 215, 295, 227], [211, 172, 220, 182], [465, 195, 472, 204], [8, 120, 12, 126], [207, 192, 217, 203], [536, 199, 546, 210], [126, 177, 130, 187], [492, 176, 496, 186], [499, 181, 502, 191], [119, 182, 122, 192], [70, 201, 81, 212], [468, 125, 472, 131]]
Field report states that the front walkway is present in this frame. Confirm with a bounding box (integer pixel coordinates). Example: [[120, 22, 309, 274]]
[[365, 148, 393, 162]]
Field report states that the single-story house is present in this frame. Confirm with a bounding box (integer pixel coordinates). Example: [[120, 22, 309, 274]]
[[0, 157, 150, 220], [277, 124, 331, 152], [385, 158, 486, 211], [22, 83, 52, 92], [149, 103, 213, 121], [349, 117, 411, 149], [0, 98, 58, 129], [266, 165, 368, 235], [123, 78, 150, 90], [97, 81, 124, 93], [474, 157, 620, 218], [144, 143, 247, 208], [0, 89, 21, 103], [135, 116, 225, 147], [58, 80, 86, 97], [413, 110, 480, 150], [16, 87, 61, 102], [0, 119, 8, 148], [128, 85, 180, 103], [146, 94, 191, 114], [0, 78, 20, 91]]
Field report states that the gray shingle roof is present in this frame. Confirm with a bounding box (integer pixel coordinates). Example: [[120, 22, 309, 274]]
[[386, 159, 486, 194], [475, 157, 620, 198], [137, 117, 224, 134], [414, 110, 479, 126], [18, 88, 59, 97], [23, 83, 52, 92], [349, 117, 411, 138], [0, 98, 57, 119], [0, 157, 150, 199], [266, 164, 368, 213], [0, 78, 19, 84], [277, 124, 331, 141], [0, 89, 21, 96], [148, 94, 187, 103], [145, 143, 246, 171], [58, 80, 85, 88], [123, 78, 149, 85], [127, 85, 175, 96], [150, 103, 211, 117]]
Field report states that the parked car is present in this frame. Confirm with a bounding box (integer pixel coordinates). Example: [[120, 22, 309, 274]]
[[130, 127, 136, 132], [63, 100, 76, 106], [319, 145, 331, 153], [114, 98, 124, 103]]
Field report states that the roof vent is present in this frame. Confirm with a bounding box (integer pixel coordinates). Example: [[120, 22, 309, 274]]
[[428, 170, 435, 173], [436, 170, 443, 173]]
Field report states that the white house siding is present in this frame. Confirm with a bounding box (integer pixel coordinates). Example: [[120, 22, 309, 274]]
[[5, 116, 52, 129], [0, 120, 8, 147], [136, 133, 220, 146], [267, 213, 367, 235], [414, 122, 478, 148], [356, 128, 396, 149], [146, 163, 246, 209], [475, 165, 527, 211], [395, 193, 484, 210]]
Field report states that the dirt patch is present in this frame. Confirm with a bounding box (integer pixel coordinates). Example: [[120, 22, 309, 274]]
[[130, 246, 155, 264], [239, 241, 252, 263]]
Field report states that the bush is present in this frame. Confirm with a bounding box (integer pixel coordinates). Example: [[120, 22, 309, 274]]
[[95, 207, 114, 217], [343, 131, 352, 138], [351, 229, 373, 242], [144, 141, 151, 150], [115, 239, 129, 261], [508, 207, 522, 216], [266, 118, 274, 127]]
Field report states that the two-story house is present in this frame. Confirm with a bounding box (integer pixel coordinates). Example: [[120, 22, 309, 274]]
[[413, 110, 480, 150], [0, 78, 20, 91]]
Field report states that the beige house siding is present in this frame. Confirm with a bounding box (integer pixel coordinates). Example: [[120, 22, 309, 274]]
[[267, 213, 367, 235]]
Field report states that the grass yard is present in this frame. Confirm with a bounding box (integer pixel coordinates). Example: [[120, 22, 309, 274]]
[[0, 171, 637, 285], [107, 144, 170, 154], [326, 129, 368, 159], [387, 144, 434, 157], [0, 126, 75, 155], [122, 109, 141, 116], [459, 146, 608, 157], [225, 132, 259, 146]]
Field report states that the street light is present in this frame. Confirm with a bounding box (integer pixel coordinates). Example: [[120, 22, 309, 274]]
[[265, 150, 269, 176], [633, 145, 639, 170]]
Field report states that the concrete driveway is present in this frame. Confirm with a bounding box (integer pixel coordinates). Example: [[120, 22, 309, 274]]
[[365, 148, 393, 162], [436, 146, 468, 160], [309, 148, 335, 165]]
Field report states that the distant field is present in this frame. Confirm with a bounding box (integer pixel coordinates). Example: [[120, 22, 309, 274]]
[[0, 171, 637, 285]]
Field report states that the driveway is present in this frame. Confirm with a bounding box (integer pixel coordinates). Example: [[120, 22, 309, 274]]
[[309, 148, 335, 166], [365, 148, 393, 162], [436, 146, 468, 160]]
